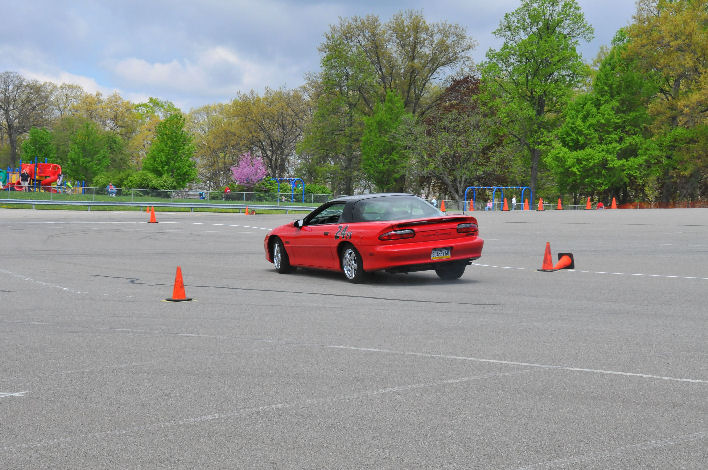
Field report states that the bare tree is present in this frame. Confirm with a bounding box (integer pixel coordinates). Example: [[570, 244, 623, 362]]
[[0, 71, 52, 166]]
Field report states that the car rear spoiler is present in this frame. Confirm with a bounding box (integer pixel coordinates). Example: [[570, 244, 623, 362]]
[[393, 216, 475, 228]]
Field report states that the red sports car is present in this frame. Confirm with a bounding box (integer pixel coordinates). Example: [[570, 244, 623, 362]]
[[264, 193, 484, 282]]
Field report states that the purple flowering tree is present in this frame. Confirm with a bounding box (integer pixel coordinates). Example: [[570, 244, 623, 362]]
[[230, 152, 266, 187]]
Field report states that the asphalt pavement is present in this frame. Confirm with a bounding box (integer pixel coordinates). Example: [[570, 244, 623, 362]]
[[1, 207, 706, 469]]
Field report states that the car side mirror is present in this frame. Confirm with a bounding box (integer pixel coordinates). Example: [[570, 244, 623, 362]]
[[294, 219, 304, 229]]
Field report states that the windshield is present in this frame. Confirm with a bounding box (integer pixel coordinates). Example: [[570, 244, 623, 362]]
[[351, 195, 442, 222]]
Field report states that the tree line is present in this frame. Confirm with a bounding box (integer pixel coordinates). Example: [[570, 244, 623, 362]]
[[1, 0, 705, 203]]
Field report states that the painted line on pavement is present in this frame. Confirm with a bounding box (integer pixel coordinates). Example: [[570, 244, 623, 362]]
[[515, 431, 707, 469], [0, 268, 87, 295], [472, 263, 708, 281], [1, 369, 531, 451], [327, 345, 708, 384], [0, 391, 29, 399]]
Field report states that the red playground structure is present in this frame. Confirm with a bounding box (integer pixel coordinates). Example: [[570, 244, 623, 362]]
[[7, 162, 62, 192]]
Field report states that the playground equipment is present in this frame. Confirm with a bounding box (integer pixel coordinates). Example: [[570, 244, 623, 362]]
[[272, 177, 305, 203], [5, 160, 63, 192], [464, 186, 532, 212]]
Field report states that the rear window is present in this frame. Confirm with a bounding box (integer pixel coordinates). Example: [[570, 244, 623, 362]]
[[351, 196, 442, 222]]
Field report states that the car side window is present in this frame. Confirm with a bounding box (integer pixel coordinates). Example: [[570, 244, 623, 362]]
[[307, 203, 346, 225]]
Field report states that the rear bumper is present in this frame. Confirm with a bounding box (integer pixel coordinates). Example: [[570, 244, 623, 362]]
[[361, 237, 484, 272]]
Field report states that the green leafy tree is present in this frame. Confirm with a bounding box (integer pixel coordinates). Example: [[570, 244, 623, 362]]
[[301, 10, 475, 194], [361, 91, 416, 192], [625, 0, 708, 200], [298, 36, 375, 194], [481, 0, 593, 194], [142, 113, 197, 188], [547, 30, 659, 202], [65, 121, 112, 183], [20, 127, 56, 162]]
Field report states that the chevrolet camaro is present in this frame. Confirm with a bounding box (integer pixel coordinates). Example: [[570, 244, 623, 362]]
[[264, 193, 484, 282]]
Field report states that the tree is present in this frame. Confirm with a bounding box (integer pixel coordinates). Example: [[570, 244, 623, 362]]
[[361, 91, 415, 191], [142, 113, 196, 188], [49, 83, 86, 119], [230, 152, 266, 187], [21, 127, 56, 163], [229, 88, 309, 178], [300, 10, 475, 194], [188, 103, 243, 189], [0, 71, 52, 166], [547, 30, 658, 202], [64, 121, 114, 182], [625, 0, 708, 200], [325, 10, 476, 116], [298, 36, 374, 194], [421, 76, 505, 200], [481, 0, 593, 194]]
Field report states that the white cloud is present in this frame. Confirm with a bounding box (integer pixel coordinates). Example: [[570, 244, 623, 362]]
[[105, 46, 292, 97], [21, 70, 111, 96]]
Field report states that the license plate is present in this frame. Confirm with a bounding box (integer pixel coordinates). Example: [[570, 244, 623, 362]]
[[431, 247, 451, 260]]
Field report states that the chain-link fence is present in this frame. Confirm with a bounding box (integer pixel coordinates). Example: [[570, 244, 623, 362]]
[[1, 186, 334, 206]]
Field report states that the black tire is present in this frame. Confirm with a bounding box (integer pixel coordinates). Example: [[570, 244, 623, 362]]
[[340, 244, 366, 283], [435, 261, 466, 280], [272, 238, 292, 274]]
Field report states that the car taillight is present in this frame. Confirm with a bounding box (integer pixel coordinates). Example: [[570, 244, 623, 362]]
[[457, 223, 478, 234], [379, 229, 415, 241]]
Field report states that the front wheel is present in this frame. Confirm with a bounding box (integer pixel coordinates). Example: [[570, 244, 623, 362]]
[[435, 261, 466, 280], [340, 244, 366, 283], [272, 238, 292, 274]]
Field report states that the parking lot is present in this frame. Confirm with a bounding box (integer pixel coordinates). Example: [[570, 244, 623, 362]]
[[1, 208, 706, 468]]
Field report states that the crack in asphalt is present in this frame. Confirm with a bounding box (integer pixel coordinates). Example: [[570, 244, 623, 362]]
[[90, 274, 500, 306]]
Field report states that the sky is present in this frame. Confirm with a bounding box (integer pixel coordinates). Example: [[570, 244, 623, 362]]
[[1, 0, 638, 111]]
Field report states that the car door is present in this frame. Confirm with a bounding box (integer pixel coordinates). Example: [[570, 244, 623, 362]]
[[293, 202, 346, 269]]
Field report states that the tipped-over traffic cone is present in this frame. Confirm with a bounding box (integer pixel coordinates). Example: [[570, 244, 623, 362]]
[[502, 198, 509, 211], [537, 198, 544, 211], [524, 199, 529, 210], [553, 253, 575, 270], [165, 266, 192, 302], [538, 242, 554, 271], [148, 206, 158, 223], [440, 200, 446, 212], [585, 197, 592, 210], [611, 197, 617, 209], [557, 198, 563, 210]]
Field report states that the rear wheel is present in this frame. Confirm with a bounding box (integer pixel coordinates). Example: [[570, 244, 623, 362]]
[[272, 238, 292, 274], [340, 244, 366, 283], [435, 261, 466, 280]]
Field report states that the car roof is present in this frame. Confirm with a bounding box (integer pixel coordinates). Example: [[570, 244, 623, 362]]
[[330, 193, 414, 203]]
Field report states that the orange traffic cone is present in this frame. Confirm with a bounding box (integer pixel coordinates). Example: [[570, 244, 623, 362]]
[[146, 206, 150, 213], [440, 200, 446, 212], [148, 206, 158, 223], [524, 199, 529, 210], [611, 197, 617, 209], [502, 198, 509, 211], [585, 197, 592, 210], [245, 206, 249, 215], [553, 253, 575, 270], [538, 242, 554, 272], [469, 200, 474, 211], [537, 198, 544, 211], [165, 266, 192, 302], [557, 198, 563, 210]]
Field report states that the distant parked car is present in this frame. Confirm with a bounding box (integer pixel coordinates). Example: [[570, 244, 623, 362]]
[[264, 193, 484, 282]]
